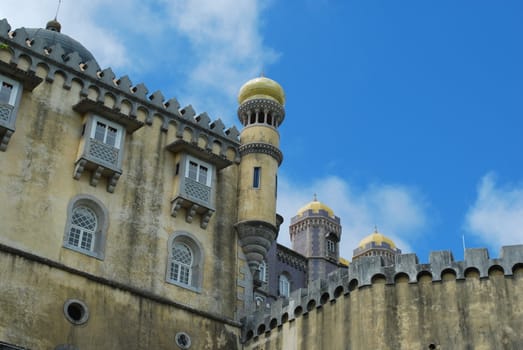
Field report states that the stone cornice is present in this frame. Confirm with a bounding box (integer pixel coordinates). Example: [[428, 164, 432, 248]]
[[239, 142, 283, 165], [238, 98, 285, 119]]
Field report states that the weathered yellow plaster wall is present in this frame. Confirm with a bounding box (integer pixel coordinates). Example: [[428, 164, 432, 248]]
[[0, 47, 243, 348], [237, 152, 279, 225], [240, 125, 280, 147], [0, 252, 240, 350]]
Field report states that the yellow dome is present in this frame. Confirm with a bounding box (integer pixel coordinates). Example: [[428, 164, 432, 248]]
[[297, 199, 335, 218], [358, 230, 397, 249], [338, 257, 350, 267], [238, 76, 285, 105]]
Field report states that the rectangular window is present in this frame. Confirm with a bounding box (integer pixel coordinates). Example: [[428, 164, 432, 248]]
[[0, 82, 13, 104], [326, 239, 336, 256], [198, 165, 208, 184], [253, 167, 261, 188], [188, 161, 198, 180], [185, 156, 212, 187], [275, 174, 278, 198], [93, 119, 121, 148], [279, 275, 290, 298]]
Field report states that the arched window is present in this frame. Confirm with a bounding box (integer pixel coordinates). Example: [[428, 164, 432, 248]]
[[279, 274, 290, 298], [170, 243, 193, 285], [166, 233, 204, 291], [68, 206, 97, 251], [63, 194, 109, 259]]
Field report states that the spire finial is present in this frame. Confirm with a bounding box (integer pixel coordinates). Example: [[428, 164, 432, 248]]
[[313, 193, 317, 201], [374, 225, 378, 233], [54, 0, 62, 21], [47, 0, 62, 32]]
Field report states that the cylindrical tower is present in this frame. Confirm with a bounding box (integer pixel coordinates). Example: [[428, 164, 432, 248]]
[[235, 76, 285, 278]]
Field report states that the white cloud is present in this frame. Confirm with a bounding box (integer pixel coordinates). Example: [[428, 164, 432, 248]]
[[277, 175, 429, 260], [464, 173, 523, 252], [162, 0, 279, 118], [2, 0, 277, 124]]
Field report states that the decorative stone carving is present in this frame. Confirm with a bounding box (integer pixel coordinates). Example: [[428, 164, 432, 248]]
[[236, 220, 279, 277], [239, 143, 283, 165]]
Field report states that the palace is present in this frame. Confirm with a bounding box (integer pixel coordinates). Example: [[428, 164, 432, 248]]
[[0, 18, 522, 350]]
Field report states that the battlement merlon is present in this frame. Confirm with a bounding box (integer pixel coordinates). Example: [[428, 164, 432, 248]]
[[241, 244, 523, 342], [0, 19, 241, 163]]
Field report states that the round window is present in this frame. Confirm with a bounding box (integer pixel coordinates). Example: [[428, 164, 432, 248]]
[[175, 332, 191, 349], [63, 299, 89, 325]]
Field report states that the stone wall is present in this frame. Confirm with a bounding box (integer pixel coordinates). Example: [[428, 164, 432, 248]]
[[243, 246, 523, 349], [0, 247, 240, 349]]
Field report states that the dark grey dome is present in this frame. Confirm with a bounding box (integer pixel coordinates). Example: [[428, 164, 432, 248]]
[[24, 21, 97, 65]]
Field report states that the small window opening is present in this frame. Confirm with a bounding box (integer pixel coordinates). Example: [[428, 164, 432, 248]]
[[63, 299, 89, 325], [175, 332, 191, 349], [253, 167, 261, 188], [267, 113, 273, 125], [67, 303, 84, 322]]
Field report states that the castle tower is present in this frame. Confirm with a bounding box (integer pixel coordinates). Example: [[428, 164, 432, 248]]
[[352, 228, 401, 265], [235, 76, 285, 280], [289, 197, 342, 282]]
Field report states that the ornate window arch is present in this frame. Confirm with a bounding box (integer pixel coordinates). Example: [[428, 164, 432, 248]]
[[166, 232, 204, 292], [63, 194, 109, 259]]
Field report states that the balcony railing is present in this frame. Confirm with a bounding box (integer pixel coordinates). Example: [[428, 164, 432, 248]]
[[171, 177, 214, 228], [85, 138, 120, 169], [0, 103, 14, 127], [183, 177, 211, 206]]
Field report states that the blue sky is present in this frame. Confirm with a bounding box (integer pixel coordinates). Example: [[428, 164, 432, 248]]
[[3, 0, 523, 262]]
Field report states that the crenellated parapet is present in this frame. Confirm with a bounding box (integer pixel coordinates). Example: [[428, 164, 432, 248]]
[[0, 18, 240, 163], [241, 244, 523, 342]]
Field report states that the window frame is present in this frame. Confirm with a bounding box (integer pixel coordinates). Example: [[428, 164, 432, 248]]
[[89, 115, 123, 149], [0, 74, 20, 107], [63, 194, 109, 260], [170, 242, 194, 286], [67, 206, 97, 251], [253, 166, 261, 188], [258, 260, 268, 283], [278, 274, 291, 298], [166, 232, 204, 292], [184, 155, 212, 187], [326, 239, 336, 255]]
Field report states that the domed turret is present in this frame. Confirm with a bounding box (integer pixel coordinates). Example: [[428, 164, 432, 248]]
[[23, 19, 99, 67], [352, 228, 401, 265], [357, 231, 397, 249], [296, 197, 335, 218], [237, 76, 285, 129], [238, 76, 285, 105]]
